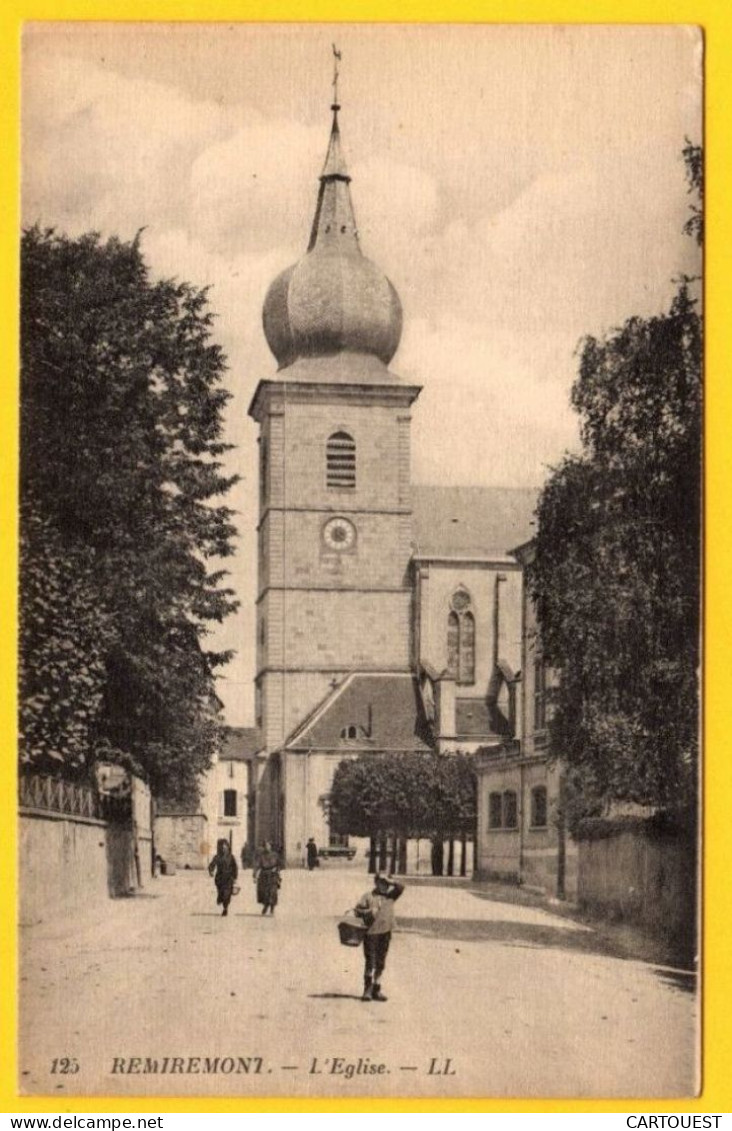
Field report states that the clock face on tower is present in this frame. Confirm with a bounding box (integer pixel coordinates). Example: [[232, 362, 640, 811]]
[[322, 516, 357, 552]]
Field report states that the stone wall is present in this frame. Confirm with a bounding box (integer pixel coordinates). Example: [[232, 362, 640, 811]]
[[19, 773, 154, 922], [578, 822, 697, 956], [19, 810, 109, 923], [155, 814, 209, 870]]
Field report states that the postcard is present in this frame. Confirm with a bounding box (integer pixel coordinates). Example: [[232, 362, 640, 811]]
[[17, 22, 702, 1101]]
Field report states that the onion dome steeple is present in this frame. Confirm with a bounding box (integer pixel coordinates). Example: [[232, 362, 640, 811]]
[[262, 64, 403, 372], [306, 103, 359, 254]]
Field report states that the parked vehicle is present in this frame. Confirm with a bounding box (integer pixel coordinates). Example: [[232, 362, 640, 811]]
[[318, 844, 357, 860]]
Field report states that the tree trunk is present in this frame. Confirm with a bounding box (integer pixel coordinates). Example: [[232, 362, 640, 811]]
[[556, 774, 566, 900], [398, 836, 408, 875], [431, 838, 443, 877], [447, 837, 455, 877], [460, 833, 467, 877], [368, 837, 377, 875], [389, 834, 398, 875], [378, 835, 388, 872]]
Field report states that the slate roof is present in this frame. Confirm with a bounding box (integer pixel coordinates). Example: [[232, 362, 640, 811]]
[[220, 726, 259, 762], [411, 485, 538, 559], [286, 673, 434, 752]]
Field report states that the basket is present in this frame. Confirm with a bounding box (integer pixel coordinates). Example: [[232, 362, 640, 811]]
[[337, 909, 367, 947]]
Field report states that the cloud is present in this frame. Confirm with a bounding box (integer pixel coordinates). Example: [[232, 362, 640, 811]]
[[20, 26, 701, 725], [400, 316, 580, 489], [350, 154, 440, 242], [189, 120, 325, 256], [22, 53, 229, 237], [386, 154, 696, 354]]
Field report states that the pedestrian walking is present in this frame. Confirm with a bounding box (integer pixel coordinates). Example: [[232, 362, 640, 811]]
[[355, 872, 404, 1001], [306, 837, 319, 870], [253, 841, 281, 915], [208, 838, 238, 917]]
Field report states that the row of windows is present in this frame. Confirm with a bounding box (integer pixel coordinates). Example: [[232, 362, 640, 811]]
[[488, 786, 547, 830]]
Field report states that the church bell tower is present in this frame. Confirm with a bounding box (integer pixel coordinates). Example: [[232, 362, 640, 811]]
[[248, 80, 421, 862]]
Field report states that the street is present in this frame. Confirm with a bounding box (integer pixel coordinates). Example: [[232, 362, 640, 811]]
[[19, 868, 698, 1099]]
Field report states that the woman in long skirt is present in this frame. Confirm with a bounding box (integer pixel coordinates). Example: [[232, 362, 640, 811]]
[[208, 838, 238, 916], [253, 842, 280, 915]]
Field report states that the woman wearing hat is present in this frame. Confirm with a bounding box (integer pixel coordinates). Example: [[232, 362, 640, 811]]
[[355, 873, 405, 1001]]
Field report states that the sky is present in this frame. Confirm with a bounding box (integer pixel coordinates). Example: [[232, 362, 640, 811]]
[[21, 23, 702, 725]]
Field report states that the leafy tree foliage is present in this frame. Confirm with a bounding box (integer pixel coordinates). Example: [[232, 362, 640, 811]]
[[328, 752, 476, 841], [20, 502, 115, 775], [20, 227, 238, 803], [528, 148, 701, 829], [682, 138, 703, 246]]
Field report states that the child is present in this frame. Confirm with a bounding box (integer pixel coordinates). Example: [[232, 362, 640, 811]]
[[355, 873, 405, 1001]]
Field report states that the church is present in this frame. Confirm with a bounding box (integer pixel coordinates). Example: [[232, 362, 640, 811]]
[[241, 95, 551, 873]]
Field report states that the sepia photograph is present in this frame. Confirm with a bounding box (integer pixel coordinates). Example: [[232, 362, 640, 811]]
[[18, 23, 702, 1099]]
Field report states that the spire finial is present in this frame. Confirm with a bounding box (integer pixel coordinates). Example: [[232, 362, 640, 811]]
[[332, 43, 342, 110]]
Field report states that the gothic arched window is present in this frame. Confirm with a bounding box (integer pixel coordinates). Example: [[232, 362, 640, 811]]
[[446, 590, 476, 686], [326, 431, 356, 490], [460, 611, 475, 685], [447, 612, 460, 677]]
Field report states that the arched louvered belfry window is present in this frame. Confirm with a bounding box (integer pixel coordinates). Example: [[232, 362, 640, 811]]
[[326, 431, 356, 490], [447, 612, 460, 677], [447, 589, 476, 686]]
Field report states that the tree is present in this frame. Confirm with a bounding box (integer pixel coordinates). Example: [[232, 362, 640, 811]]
[[328, 752, 476, 866], [19, 501, 115, 775], [20, 227, 239, 803], [528, 147, 701, 829]]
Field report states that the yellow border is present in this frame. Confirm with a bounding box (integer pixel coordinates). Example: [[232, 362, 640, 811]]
[[3, 3, 730, 1115]]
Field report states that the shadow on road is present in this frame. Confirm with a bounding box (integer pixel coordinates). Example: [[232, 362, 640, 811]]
[[308, 993, 364, 1002], [191, 912, 273, 918], [652, 969, 696, 994], [401, 879, 697, 974], [397, 914, 698, 985]]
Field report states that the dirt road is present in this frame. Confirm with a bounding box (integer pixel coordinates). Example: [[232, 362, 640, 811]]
[[19, 868, 698, 1099]]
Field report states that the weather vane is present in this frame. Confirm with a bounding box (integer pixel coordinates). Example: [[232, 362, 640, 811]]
[[332, 43, 342, 107]]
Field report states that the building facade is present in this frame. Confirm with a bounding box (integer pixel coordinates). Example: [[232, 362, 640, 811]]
[[246, 101, 543, 868], [199, 726, 259, 865], [474, 541, 578, 898]]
